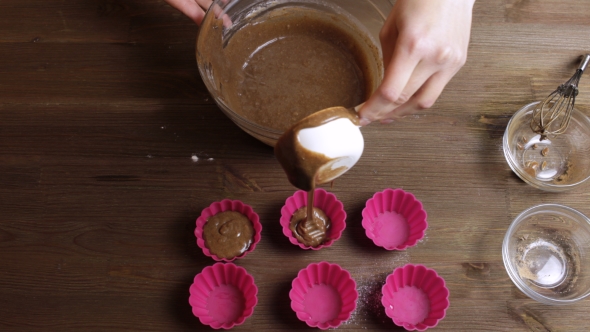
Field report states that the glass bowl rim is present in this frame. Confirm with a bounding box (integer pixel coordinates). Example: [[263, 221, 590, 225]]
[[196, 0, 387, 143], [502, 203, 590, 305], [503, 101, 590, 192]]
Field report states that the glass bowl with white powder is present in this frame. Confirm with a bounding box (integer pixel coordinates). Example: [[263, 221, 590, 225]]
[[503, 204, 590, 305]]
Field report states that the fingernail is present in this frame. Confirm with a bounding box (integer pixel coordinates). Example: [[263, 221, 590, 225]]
[[359, 117, 371, 126]]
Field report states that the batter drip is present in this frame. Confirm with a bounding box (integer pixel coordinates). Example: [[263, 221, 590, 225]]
[[289, 206, 331, 247]]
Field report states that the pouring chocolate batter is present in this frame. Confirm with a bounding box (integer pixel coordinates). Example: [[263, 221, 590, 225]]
[[289, 206, 331, 247], [198, 3, 378, 246], [274, 107, 361, 192], [275, 107, 362, 247]]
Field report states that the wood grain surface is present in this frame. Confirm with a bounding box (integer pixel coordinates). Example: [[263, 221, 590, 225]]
[[1, 0, 590, 331]]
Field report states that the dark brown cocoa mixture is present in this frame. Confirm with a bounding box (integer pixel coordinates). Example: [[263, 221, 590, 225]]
[[203, 211, 254, 259], [290, 206, 331, 247], [554, 160, 575, 183], [197, 5, 379, 132]]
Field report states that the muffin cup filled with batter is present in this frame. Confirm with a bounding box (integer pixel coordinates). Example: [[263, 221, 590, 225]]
[[195, 199, 262, 261], [280, 188, 346, 250]]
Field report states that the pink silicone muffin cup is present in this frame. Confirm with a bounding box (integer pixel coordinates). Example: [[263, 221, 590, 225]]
[[362, 188, 427, 250], [280, 188, 346, 250], [381, 264, 449, 331], [195, 199, 262, 262], [189, 262, 258, 329], [290, 261, 358, 330]]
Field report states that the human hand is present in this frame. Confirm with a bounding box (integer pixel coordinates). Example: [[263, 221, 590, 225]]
[[164, 0, 212, 25], [358, 0, 475, 125]]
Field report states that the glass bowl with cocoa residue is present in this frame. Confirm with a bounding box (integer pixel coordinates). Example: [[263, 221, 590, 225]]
[[503, 204, 590, 305], [196, 0, 390, 146], [503, 101, 590, 192]]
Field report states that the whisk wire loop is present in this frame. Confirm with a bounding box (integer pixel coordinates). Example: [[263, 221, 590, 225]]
[[530, 54, 589, 139]]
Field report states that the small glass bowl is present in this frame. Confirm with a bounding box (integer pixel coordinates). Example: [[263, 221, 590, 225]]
[[503, 101, 590, 192], [502, 204, 590, 305]]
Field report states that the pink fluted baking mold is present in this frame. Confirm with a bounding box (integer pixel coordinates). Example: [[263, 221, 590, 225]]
[[381, 264, 449, 331], [189, 263, 258, 329], [362, 188, 427, 250], [195, 199, 262, 261], [289, 261, 357, 330], [280, 188, 346, 250]]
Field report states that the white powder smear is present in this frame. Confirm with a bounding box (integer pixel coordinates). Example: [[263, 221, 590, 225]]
[[343, 253, 410, 328]]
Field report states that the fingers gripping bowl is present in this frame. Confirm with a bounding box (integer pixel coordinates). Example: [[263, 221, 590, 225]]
[[196, 0, 389, 146]]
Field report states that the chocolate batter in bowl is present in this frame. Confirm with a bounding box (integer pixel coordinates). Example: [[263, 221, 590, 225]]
[[196, 0, 389, 146]]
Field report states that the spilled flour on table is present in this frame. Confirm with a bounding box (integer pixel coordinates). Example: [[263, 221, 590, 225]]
[[342, 252, 410, 328], [416, 234, 429, 246], [191, 154, 215, 163]]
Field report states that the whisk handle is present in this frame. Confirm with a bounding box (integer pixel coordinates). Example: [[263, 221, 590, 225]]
[[579, 54, 590, 72]]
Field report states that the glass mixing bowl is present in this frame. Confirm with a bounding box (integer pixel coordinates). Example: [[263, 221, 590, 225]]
[[503, 204, 590, 305], [503, 101, 590, 192], [196, 0, 391, 146]]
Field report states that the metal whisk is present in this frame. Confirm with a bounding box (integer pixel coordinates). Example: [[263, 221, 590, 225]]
[[530, 54, 590, 139]]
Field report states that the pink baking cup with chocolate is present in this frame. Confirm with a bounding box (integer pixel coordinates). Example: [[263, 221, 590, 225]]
[[362, 188, 427, 250], [189, 262, 258, 329], [290, 261, 357, 330], [280, 188, 346, 250], [195, 199, 262, 262], [381, 264, 449, 331]]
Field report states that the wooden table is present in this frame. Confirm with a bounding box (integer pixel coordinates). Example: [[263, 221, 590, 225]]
[[1, 1, 590, 330]]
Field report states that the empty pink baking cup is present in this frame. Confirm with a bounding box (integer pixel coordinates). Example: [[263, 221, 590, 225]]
[[280, 188, 346, 250], [362, 188, 427, 250], [381, 264, 449, 331], [195, 199, 262, 262], [290, 261, 357, 329], [188, 263, 258, 329]]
